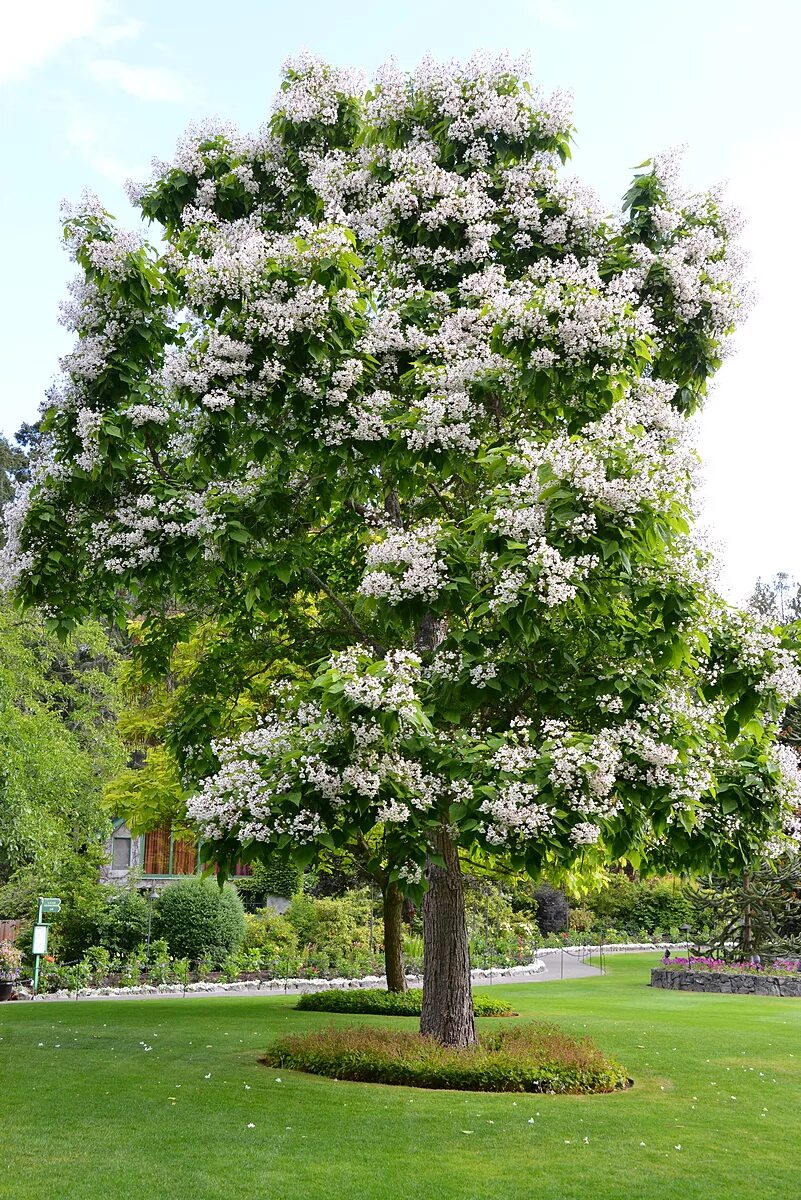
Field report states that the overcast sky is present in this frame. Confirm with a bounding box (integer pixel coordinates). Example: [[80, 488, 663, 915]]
[[2, 0, 799, 603]]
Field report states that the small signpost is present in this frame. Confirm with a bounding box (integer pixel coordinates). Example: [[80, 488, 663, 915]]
[[32, 897, 61, 994]]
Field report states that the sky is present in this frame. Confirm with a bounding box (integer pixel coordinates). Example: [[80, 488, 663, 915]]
[[1, 0, 799, 603]]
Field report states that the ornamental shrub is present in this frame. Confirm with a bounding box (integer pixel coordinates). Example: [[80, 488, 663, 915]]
[[55, 882, 149, 961], [242, 910, 299, 957], [585, 875, 694, 933], [295, 987, 513, 1017], [235, 859, 302, 911], [153, 877, 245, 964], [286, 891, 372, 952], [567, 905, 596, 933], [532, 885, 569, 934], [264, 1023, 628, 1094]]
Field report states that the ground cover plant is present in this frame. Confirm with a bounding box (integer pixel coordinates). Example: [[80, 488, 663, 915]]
[[264, 1021, 625, 1092], [3, 954, 801, 1200], [295, 987, 514, 1016]]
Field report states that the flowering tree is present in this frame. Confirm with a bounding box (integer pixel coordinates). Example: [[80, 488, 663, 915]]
[[4, 53, 801, 1046]]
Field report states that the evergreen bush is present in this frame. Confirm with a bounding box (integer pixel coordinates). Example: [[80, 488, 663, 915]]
[[153, 877, 245, 964], [296, 988, 513, 1017]]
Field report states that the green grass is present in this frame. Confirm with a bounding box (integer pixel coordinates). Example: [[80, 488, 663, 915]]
[[1, 953, 799, 1200]]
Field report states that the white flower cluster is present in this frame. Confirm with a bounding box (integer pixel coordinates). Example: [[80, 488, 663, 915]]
[[359, 522, 447, 604], [488, 540, 597, 611], [545, 723, 623, 819], [481, 782, 555, 846], [275, 52, 365, 126], [330, 647, 423, 719]]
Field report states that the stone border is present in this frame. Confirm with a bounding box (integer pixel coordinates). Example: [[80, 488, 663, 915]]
[[23, 959, 548, 1001], [651, 967, 801, 996]]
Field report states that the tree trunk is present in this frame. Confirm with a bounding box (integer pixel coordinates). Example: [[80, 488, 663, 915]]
[[421, 828, 476, 1047], [383, 880, 407, 993]]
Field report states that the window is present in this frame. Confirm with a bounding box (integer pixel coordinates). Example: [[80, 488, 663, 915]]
[[111, 833, 132, 869], [142, 828, 197, 876]]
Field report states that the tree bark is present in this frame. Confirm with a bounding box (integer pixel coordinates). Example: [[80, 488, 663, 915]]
[[383, 881, 408, 993], [421, 828, 477, 1047]]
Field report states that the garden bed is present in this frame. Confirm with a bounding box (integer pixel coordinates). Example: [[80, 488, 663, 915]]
[[262, 1022, 630, 1094], [295, 987, 515, 1017]]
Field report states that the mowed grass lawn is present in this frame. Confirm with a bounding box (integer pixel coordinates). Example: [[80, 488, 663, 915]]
[[1, 953, 800, 1200]]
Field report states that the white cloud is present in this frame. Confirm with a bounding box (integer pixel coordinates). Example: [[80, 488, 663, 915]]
[[696, 133, 801, 602], [0, 1, 139, 85], [88, 57, 193, 102], [66, 118, 141, 188], [92, 17, 143, 46]]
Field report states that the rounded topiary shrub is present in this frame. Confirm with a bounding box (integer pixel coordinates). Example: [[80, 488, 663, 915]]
[[153, 877, 246, 964]]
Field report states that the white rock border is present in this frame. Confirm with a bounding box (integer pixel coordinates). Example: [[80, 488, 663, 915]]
[[36, 959, 546, 1000], [27, 943, 693, 1001]]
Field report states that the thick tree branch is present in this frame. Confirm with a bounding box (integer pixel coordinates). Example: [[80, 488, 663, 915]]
[[302, 567, 385, 657]]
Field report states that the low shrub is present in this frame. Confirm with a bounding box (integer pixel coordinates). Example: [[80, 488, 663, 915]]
[[286, 891, 372, 952], [263, 1022, 628, 1093], [567, 906, 596, 933], [81, 945, 112, 986], [242, 909, 299, 958], [295, 988, 514, 1017]]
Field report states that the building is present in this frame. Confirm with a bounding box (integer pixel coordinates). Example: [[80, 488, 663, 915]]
[[103, 819, 252, 888]]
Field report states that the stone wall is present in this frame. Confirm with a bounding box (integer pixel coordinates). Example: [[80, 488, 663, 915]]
[[651, 968, 801, 997]]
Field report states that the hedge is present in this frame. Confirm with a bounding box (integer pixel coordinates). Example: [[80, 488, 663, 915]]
[[295, 987, 514, 1017]]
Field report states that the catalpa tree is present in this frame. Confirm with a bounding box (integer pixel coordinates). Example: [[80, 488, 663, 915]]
[[4, 53, 800, 1046]]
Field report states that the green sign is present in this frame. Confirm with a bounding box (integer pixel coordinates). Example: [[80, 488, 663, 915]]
[[40, 897, 61, 914]]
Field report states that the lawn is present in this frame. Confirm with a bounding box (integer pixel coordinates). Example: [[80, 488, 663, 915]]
[[1, 953, 799, 1200]]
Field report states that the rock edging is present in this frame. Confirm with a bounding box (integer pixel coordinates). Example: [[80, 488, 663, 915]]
[[34, 959, 547, 1001], [651, 967, 801, 997]]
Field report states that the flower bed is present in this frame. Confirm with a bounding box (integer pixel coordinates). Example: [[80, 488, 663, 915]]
[[296, 987, 514, 1017], [662, 956, 801, 976], [0, 941, 22, 997], [263, 1022, 629, 1094], [38, 959, 546, 999]]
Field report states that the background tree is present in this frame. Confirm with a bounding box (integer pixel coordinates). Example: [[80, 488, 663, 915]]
[[748, 573, 801, 625], [690, 859, 801, 958], [0, 598, 124, 910], [4, 54, 800, 1046], [0, 435, 28, 540]]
